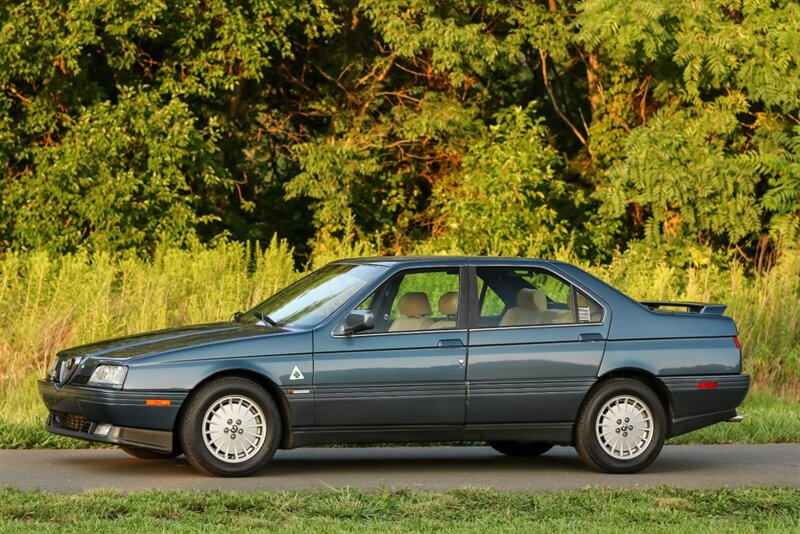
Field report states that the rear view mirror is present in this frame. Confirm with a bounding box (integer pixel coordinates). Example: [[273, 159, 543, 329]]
[[343, 310, 374, 335]]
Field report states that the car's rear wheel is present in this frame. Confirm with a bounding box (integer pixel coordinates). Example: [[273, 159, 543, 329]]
[[179, 376, 281, 477], [120, 446, 181, 460], [488, 441, 553, 457], [575, 378, 666, 473]]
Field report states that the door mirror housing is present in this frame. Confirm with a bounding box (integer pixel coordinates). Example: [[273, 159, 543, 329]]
[[343, 310, 374, 335]]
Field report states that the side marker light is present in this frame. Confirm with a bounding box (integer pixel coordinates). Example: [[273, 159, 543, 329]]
[[698, 381, 718, 389]]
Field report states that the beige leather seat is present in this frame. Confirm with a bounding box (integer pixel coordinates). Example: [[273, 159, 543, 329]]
[[430, 292, 458, 329], [499, 288, 547, 326], [389, 292, 434, 332], [550, 294, 574, 324]]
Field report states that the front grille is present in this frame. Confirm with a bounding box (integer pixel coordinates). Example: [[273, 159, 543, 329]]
[[52, 354, 86, 384], [52, 412, 92, 433], [70, 374, 91, 386]]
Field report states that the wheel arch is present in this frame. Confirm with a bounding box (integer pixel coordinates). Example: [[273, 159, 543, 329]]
[[174, 369, 293, 449], [575, 368, 674, 443]]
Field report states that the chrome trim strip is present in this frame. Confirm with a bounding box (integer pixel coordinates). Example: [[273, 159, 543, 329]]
[[470, 322, 604, 333], [330, 328, 468, 339]]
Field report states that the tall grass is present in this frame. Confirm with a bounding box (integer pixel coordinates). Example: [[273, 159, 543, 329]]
[[589, 247, 800, 396], [1, 241, 798, 424], [0, 238, 298, 418]]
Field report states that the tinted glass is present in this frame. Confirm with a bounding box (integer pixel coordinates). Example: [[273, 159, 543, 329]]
[[476, 267, 603, 327], [353, 269, 461, 333], [242, 263, 385, 329]]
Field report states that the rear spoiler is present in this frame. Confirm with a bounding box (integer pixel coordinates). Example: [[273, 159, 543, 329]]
[[640, 301, 727, 315]]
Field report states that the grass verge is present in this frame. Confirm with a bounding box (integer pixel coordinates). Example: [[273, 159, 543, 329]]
[[0, 487, 797, 533], [1, 391, 796, 449]]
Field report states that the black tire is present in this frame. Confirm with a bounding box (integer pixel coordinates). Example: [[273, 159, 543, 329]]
[[179, 377, 282, 477], [120, 446, 181, 460], [489, 441, 554, 457], [575, 378, 666, 474]]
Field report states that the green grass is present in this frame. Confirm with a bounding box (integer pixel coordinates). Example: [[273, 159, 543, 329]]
[[0, 487, 796, 533]]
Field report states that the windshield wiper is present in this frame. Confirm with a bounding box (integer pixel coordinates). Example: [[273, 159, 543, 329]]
[[254, 311, 278, 327]]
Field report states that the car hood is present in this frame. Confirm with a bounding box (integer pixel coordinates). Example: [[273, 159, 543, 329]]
[[58, 322, 294, 362]]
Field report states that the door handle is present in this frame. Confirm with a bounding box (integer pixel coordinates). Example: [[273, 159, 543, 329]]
[[579, 333, 604, 342], [437, 339, 465, 348]]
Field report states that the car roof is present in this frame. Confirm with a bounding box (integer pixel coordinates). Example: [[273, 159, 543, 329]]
[[331, 256, 552, 268]]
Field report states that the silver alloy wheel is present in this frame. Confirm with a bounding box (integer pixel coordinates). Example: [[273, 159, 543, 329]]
[[595, 395, 654, 460], [202, 395, 266, 463]]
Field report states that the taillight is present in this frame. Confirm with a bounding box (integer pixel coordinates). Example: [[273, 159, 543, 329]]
[[733, 336, 741, 349]]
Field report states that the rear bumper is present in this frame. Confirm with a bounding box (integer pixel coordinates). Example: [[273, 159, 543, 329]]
[[38, 379, 188, 453], [661, 374, 750, 437]]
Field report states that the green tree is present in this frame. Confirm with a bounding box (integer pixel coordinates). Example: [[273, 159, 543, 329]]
[[426, 104, 574, 256], [578, 0, 800, 253], [0, 0, 797, 261]]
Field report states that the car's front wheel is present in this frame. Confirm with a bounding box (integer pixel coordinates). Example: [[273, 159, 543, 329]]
[[575, 378, 666, 473], [488, 441, 553, 457], [179, 376, 281, 477]]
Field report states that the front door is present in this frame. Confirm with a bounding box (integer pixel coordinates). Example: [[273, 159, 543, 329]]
[[313, 266, 468, 427]]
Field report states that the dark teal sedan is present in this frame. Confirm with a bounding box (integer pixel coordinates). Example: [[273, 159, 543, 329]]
[[40, 257, 749, 476]]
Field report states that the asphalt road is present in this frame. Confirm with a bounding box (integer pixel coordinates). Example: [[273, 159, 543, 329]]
[[0, 444, 797, 494]]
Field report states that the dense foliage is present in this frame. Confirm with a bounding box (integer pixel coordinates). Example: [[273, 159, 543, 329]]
[[1, 0, 798, 260]]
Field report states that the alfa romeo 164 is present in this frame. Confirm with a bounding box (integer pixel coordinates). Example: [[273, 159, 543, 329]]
[[40, 257, 748, 476]]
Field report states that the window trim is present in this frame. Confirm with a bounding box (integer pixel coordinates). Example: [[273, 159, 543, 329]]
[[469, 265, 607, 331], [330, 265, 470, 337]]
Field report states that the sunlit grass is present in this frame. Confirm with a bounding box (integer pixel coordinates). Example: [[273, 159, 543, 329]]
[[0, 486, 797, 533]]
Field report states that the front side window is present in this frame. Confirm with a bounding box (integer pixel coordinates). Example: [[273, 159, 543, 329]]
[[242, 263, 385, 329], [351, 268, 461, 333], [476, 267, 603, 328]]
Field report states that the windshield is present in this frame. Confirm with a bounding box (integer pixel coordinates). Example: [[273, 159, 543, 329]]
[[240, 263, 385, 329]]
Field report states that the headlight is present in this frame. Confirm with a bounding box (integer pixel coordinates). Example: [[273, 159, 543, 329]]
[[88, 365, 128, 388]]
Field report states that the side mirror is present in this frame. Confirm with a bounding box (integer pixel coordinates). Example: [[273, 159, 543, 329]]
[[230, 311, 243, 323], [343, 310, 374, 335]]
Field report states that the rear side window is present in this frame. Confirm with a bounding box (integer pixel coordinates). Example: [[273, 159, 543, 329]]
[[476, 267, 603, 328]]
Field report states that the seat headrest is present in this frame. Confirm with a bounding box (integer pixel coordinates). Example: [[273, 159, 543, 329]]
[[438, 292, 458, 316], [517, 288, 547, 311], [397, 292, 432, 317]]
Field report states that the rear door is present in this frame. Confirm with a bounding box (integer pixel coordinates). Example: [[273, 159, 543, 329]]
[[313, 265, 469, 427], [466, 263, 609, 424]]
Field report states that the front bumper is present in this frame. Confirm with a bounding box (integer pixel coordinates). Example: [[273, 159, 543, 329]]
[[38, 380, 188, 453]]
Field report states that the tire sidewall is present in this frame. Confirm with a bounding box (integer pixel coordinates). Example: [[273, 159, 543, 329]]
[[577, 379, 666, 474], [180, 377, 281, 477]]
